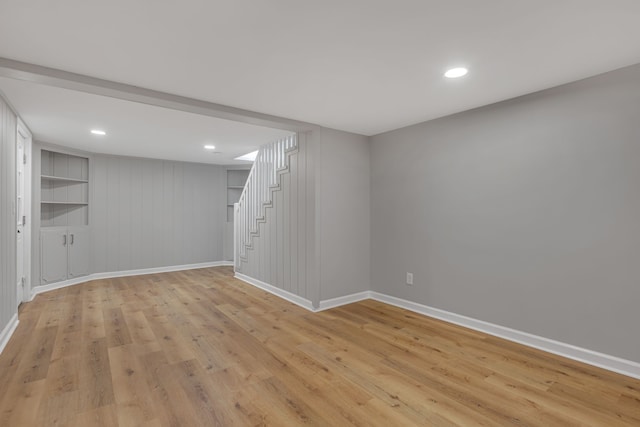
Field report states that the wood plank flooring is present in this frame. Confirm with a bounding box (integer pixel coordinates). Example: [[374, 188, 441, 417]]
[[1, 266, 639, 426]]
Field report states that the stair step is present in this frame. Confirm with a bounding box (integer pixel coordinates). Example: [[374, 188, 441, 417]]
[[236, 134, 299, 260]]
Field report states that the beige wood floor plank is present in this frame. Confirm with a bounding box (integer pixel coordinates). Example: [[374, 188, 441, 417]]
[[1, 266, 638, 426], [77, 337, 115, 412]]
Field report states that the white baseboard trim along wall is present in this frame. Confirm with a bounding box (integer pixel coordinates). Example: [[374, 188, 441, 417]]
[[234, 273, 316, 311], [0, 313, 19, 355], [317, 291, 371, 311], [367, 292, 640, 381], [5, 266, 638, 380], [0, 261, 234, 356], [31, 261, 234, 300], [234, 274, 640, 380]]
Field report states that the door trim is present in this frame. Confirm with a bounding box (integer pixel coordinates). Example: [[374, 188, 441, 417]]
[[17, 119, 32, 304]]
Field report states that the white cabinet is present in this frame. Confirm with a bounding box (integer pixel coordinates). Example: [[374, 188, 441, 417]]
[[41, 227, 90, 284], [41, 228, 68, 284], [39, 149, 91, 285]]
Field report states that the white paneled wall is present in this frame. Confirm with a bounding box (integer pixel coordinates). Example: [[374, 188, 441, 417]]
[[92, 155, 225, 274], [237, 132, 319, 304], [31, 149, 227, 286], [0, 95, 17, 336]]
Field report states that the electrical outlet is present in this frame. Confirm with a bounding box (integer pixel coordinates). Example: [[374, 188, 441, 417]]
[[406, 272, 413, 285]]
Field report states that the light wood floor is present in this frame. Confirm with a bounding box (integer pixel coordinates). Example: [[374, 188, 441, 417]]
[[1, 267, 639, 426]]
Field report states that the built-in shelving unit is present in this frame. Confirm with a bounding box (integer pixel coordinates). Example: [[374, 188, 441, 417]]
[[227, 169, 250, 222], [39, 149, 91, 284], [40, 150, 89, 227]]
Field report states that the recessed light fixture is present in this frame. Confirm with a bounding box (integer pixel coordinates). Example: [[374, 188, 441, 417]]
[[91, 129, 106, 136], [444, 67, 468, 79], [234, 150, 259, 162], [204, 145, 216, 150]]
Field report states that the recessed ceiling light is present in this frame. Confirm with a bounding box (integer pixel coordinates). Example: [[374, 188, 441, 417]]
[[204, 145, 216, 150], [235, 150, 259, 162], [444, 67, 468, 79], [91, 129, 106, 136]]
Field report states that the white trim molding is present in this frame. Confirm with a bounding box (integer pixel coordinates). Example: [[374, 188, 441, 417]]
[[31, 261, 234, 299], [368, 292, 640, 380], [0, 313, 19, 355], [229, 275, 640, 380], [317, 291, 370, 311], [26, 264, 640, 380], [234, 273, 315, 311]]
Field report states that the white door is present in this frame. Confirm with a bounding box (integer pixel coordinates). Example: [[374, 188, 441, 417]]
[[16, 130, 26, 305]]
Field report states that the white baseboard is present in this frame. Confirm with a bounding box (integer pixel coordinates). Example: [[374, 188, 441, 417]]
[[31, 261, 234, 299], [368, 292, 640, 380], [231, 277, 640, 380], [234, 273, 315, 311], [0, 313, 19, 355], [28, 264, 640, 380], [318, 291, 370, 311]]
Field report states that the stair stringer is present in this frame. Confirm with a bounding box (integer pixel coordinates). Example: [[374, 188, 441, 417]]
[[239, 144, 298, 263]]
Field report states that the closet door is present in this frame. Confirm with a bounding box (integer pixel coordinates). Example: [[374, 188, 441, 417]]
[[68, 226, 90, 279], [41, 228, 68, 284]]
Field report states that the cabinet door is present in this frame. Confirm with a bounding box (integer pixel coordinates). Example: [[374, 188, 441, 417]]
[[68, 227, 91, 279], [41, 228, 68, 284]]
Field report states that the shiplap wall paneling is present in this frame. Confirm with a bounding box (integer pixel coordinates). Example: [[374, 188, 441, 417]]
[[0, 96, 17, 332], [289, 143, 299, 297], [90, 155, 225, 275], [106, 156, 120, 272], [129, 157, 143, 269], [92, 154, 108, 273], [239, 132, 314, 301], [141, 159, 154, 268]]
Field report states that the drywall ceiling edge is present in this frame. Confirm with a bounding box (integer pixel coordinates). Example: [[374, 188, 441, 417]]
[[0, 57, 320, 134]]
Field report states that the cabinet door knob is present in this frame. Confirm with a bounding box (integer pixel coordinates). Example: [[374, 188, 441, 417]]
[[63, 234, 67, 246], [70, 234, 74, 245]]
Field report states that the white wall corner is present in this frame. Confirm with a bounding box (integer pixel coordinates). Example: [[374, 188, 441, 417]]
[[0, 313, 19, 355], [368, 292, 640, 380]]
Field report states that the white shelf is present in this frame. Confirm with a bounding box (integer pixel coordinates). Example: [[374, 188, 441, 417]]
[[41, 201, 89, 205], [227, 186, 244, 189], [41, 175, 88, 183]]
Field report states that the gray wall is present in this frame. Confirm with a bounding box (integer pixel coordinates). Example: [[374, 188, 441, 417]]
[[238, 132, 318, 302], [371, 64, 640, 363], [0, 94, 17, 334], [92, 154, 226, 274], [238, 128, 371, 305], [319, 128, 370, 300], [31, 147, 227, 285]]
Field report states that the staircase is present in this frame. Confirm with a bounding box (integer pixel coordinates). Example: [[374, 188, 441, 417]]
[[234, 134, 298, 267]]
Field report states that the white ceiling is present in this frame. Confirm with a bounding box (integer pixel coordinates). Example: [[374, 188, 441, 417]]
[[0, 77, 292, 165], [1, 0, 640, 140]]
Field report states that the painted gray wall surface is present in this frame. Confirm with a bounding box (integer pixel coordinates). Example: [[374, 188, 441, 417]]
[[319, 128, 370, 300], [0, 95, 17, 333], [239, 128, 371, 304], [91, 154, 226, 274], [371, 64, 640, 362], [238, 132, 317, 302]]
